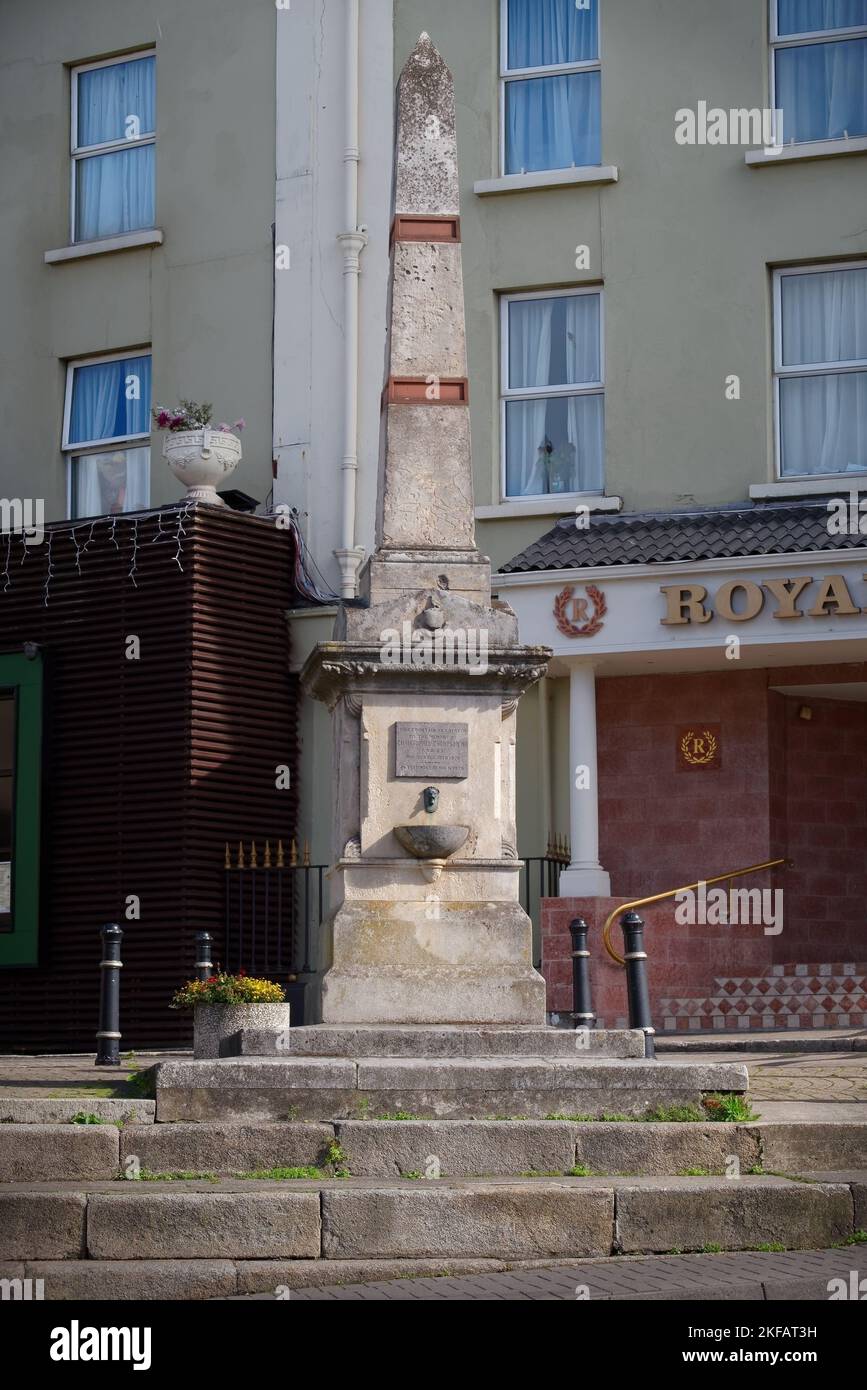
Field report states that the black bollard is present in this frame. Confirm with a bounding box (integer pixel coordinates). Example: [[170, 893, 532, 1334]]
[[194, 931, 214, 983], [95, 923, 123, 1067], [568, 917, 596, 1030], [620, 911, 655, 1059]]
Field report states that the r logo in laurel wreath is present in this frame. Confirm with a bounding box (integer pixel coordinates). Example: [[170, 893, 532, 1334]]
[[677, 724, 722, 772], [554, 584, 607, 638]]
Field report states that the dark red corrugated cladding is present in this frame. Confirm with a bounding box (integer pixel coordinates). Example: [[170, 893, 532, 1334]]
[[0, 504, 299, 1051]]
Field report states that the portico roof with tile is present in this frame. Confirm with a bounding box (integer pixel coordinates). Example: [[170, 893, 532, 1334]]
[[500, 498, 865, 573]]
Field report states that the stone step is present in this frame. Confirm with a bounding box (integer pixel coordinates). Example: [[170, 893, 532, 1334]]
[[0, 1175, 859, 1270], [154, 1056, 748, 1121], [0, 1125, 120, 1182], [333, 1118, 867, 1179], [0, 1098, 155, 1125], [231, 1025, 645, 1059], [4, 1116, 860, 1184]]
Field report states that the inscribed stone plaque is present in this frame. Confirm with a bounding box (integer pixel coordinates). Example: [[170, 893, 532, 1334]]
[[395, 721, 468, 779]]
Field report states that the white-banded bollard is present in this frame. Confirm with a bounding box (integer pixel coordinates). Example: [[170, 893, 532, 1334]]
[[95, 923, 123, 1067], [620, 910, 656, 1059], [569, 917, 596, 1030], [194, 931, 214, 982]]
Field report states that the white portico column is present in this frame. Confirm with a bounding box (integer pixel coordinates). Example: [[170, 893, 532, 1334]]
[[559, 661, 611, 898]]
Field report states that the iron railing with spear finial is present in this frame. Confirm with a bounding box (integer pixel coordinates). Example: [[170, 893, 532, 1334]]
[[224, 837, 568, 996], [223, 838, 325, 1022]]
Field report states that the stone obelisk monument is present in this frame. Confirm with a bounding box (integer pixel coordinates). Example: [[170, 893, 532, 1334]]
[[302, 34, 549, 1024]]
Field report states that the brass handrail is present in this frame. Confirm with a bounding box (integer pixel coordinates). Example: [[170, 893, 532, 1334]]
[[602, 857, 791, 966]]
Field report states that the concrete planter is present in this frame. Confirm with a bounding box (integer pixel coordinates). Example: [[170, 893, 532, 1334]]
[[193, 1003, 291, 1060], [163, 428, 242, 504]]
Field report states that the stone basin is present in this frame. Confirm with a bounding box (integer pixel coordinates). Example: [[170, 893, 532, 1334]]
[[394, 825, 470, 860]]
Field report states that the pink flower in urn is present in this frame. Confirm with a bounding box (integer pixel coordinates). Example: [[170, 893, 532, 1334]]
[[152, 400, 248, 433]]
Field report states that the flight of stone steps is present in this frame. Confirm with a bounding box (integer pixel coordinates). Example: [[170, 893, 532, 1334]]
[[156, 1024, 750, 1121], [1, 1026, 865, 1299]]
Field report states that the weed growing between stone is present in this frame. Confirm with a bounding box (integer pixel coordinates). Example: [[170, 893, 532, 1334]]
[[138, 1170, 220, 1183], [239, 1166, 322, 1180]]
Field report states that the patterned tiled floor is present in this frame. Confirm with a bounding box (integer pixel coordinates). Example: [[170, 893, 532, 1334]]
[[660, 963, 867, 1032]]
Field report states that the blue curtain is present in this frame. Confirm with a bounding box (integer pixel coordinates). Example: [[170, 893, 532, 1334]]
[[75, 147, 155, 240], [777, 1, 867, 35], [505, 0, 600, 172], [69, 356, 151, 445], [75, 57, 155, 239], [506, 72, 601, 172], [507, 0, 598, 68], [776, 37, 867, 140], [77, 57, 155, 146]]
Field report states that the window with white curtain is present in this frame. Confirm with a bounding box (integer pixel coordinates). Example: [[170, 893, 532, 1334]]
[[774, 263, 867, 477], [71, 53, 156, 242], [62, 352, 152, 518], [772, 1, 867, 144], [501, 0, 601, 175], [501, 289, 604, 498]]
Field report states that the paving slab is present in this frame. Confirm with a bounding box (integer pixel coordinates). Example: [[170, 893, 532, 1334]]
[[690, 1050, 867, 1106], [658, 1030, 867, 1053], [753, 1100, 867, 1123], [0, 1052, 182, 1098]]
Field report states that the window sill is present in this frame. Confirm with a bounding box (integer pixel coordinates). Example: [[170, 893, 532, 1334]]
[[749, 475, 867, 500], [745, 136, 867, 167], [474, 166, 619, 196], [476, 494, 622, 520], [44, 228, 164, 264]]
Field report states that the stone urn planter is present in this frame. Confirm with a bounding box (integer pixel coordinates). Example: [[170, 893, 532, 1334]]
[[163, 427, 242, 504], [193, 1001, 291, 1059]]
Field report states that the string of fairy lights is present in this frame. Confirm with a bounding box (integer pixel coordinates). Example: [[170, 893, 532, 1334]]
[[0, 501, 335, 607], [1, 503, 194, 606]]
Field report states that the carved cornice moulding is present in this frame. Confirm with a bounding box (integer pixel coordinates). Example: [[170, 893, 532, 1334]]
[[300, 641, 551, 709]]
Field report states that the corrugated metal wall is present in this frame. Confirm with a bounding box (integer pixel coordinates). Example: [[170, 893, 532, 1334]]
[[0, 504, 298, 1052]]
